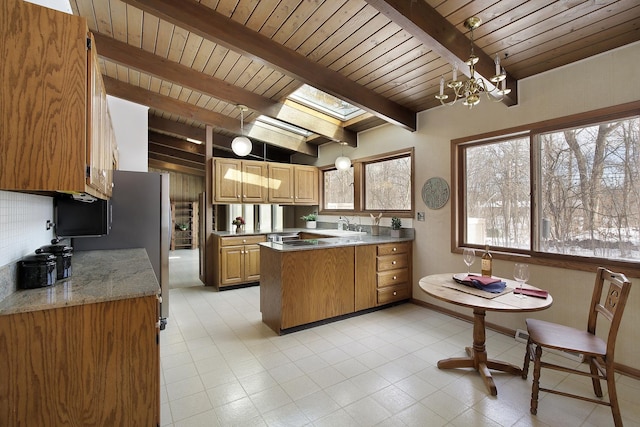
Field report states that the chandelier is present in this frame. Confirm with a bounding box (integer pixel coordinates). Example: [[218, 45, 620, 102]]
[[231, 105, 252, 157], [435, 17, 511, 108]]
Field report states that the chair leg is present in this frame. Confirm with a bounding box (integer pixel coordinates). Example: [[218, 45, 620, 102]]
[[587, 356, 603, 397], [522, 338, 531, 379], [606, 368, 623, 427], [530, 344, 542, 415]]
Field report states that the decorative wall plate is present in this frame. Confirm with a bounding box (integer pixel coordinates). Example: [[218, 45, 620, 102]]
[[422, 177, 450, 210]]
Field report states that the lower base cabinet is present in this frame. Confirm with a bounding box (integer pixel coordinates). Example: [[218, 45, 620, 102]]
[[0, 295, 160, 426], [214, 235, 266, 289]]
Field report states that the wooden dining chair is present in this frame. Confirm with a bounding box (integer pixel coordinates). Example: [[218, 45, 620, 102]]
[[521, 267, 632, 427]]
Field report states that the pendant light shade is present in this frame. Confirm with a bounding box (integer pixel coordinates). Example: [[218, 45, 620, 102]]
[[232, 105, 252, 157], [334, 142, 351, 171], [335, 155, 351, 171], [231, 136, 252, 157]]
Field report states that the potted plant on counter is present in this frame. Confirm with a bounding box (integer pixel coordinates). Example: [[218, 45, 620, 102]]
[[301, 212, 318, 229], [390, 216, 402, 237]]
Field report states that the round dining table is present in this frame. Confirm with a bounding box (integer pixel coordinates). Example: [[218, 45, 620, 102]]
[[419, 273, 553, 396]]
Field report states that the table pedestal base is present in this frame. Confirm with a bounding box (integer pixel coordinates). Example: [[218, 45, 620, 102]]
[[436, 308, 522, 396]]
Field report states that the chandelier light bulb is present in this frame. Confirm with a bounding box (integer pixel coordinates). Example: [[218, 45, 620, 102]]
[[435, 17, 510, 108]]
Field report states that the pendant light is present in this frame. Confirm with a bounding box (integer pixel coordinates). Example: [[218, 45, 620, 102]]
[[334, 142, 351, 171], [231, 105, 252, 157]]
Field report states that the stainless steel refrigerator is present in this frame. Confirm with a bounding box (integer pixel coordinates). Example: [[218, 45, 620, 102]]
[[73, 170, 170, 324]]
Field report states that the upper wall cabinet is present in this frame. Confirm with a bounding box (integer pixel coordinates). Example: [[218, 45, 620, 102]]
[[211, 158, 318, 205], [213, 158, 269, 203], [0, 0, 116, 199]]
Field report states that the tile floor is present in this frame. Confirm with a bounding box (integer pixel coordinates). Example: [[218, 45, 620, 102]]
[[163, 249, 640, 426]]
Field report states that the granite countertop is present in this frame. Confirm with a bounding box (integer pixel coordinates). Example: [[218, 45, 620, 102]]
[[259, 232, 414, 252], [212, 227, 370, 237], [0, 248, 160, 316]]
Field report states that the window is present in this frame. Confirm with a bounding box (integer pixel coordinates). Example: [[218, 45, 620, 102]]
[[456, 104, 640, 270], [321, 149, 413, 216]]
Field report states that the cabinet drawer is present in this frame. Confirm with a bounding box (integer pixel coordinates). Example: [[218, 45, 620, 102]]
[[377, 284, 410, 305], [220, 235, 266, 246], [377, 242, 410, 256], [377, 254, 408, 271], [376, 268, 409, 288]]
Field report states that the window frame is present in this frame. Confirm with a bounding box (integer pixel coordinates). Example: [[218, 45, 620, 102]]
[[452, 101, 640, 277], [320, 148, 414, 218]]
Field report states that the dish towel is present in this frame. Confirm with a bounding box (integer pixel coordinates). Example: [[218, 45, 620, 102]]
[[461, 275, 507, 293]]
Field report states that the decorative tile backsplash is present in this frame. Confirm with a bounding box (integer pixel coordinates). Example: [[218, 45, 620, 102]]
[[0, 191, 55, 300]]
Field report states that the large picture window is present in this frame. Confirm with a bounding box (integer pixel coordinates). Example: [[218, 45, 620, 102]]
[[321, 149, 413, 216], [456, 104, 640, 270]]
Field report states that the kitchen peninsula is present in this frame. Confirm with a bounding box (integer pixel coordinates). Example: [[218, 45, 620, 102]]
[[260, 232, 413, 334]]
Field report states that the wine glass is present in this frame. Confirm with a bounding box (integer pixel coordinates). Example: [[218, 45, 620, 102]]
[[513, 263, 530, 299], [463, 248, 475, 276]]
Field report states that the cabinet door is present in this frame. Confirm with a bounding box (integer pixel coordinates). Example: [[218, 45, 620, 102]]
[[87, 34, 109, 196], [268, 163, 294, 203], [220, 246, 244, 285], [214, 158, 242, 203], [0, 1, 87, 193], [242, 160, 268, 203], [294, 165, 319, 204], [355, 245, 377, 311], [244, 244, 261, 281]]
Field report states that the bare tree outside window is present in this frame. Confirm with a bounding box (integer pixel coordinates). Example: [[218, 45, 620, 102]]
[[324, 168, 354, 209], [365, 156, 411, 210], [460, 114, 640, 263]]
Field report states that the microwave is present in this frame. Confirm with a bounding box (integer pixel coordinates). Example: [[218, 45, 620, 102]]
[[55, 196, 111, 238]]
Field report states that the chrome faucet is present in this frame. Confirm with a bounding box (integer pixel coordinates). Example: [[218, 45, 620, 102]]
[[337, 216, 350, 231]]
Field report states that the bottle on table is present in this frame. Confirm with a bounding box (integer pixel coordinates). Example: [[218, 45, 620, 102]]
[[481, 245, 493, 277]]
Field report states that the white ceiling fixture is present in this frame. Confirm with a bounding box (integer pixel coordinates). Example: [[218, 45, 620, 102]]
[[435, 17, 511, 109], [334, 142, 351, 171], [231, 105, 252, 157]]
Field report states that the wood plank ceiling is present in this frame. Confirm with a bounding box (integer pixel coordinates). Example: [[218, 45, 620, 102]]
[[69, 0, 640, 175]]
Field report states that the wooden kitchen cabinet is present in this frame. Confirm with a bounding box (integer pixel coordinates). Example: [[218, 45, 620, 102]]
[[213, 158, 269, 203], [261, 245, 355, 333], [355, 242, 412, 310], [0, 295, 160, 425], [0, 0, 115, 199], [215, 234, 266, 288], [293, 165, 319, 204], [376, 242, 412, 305], [267, 163, 294, 203]]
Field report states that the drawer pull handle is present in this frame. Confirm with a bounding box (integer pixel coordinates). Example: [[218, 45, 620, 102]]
[[393, 291, 397, 296], [243, 239, 246, 243], [393, 247, 397, 252], [392, 261, 397, 265], [393, 276, 397, 280]]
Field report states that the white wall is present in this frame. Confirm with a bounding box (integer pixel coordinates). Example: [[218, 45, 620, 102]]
[[317, 41, 640, 368], [107, 96, 149, 172]]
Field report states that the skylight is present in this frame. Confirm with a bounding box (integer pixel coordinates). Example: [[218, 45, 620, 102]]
[[289, 84, 365, 121], [255, 115, 312, 137]]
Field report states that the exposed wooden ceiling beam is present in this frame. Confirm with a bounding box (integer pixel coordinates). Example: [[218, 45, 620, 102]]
[[148, 116, 206, 143], [103, 76, 317, 156], [148, 157, 204, 176], [94, 34, 356, 146], [364, 0, 518, 107], [148, 131, 205, 156], [119, 0, 416, 131]]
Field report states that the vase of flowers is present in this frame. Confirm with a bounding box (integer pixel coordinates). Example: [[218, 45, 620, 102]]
[[390, 216, 402, 237], [301, 212, 317, 229], [232, 216, 245, 233]]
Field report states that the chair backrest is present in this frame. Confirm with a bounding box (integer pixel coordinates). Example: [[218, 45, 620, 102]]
[[587, 267, 632, 358]]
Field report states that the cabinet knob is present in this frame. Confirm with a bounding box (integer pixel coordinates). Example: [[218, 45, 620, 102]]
[[393, 247, 397, 252], [393, 291, 397, 296], [237, 195, 240, 198], [393, 276, 397, 280], [392, 261, 397, 265], [242, 239, 246, 243]]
